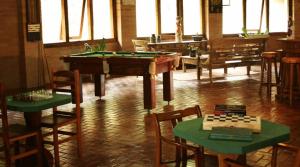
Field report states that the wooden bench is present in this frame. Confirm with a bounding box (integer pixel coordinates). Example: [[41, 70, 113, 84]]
[[201, 38, 266, 83]]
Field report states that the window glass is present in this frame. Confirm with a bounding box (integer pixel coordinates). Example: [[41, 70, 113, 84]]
[[246, 0, 267, 33], [136, 0, 157, 37], [161, 0, 177, 33], [269, 0, 288, 32], [67, 0, 89, 41], [41, 0, 64, 43], [93, 0, 114, 39], [222, 0, 243, 34], [183, 0, 202, 35]]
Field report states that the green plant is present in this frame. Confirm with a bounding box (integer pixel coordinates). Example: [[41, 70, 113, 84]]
[[241, 27, 249, 38], [94, 38, 106, 51]]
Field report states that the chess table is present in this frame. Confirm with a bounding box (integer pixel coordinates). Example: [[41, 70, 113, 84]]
[[173, 118, 290, 167]]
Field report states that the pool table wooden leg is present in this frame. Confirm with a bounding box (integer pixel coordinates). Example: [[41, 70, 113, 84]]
[[163, 71, 174, 102], [143, 74, 156, 110], [94, 74, 105, 98]]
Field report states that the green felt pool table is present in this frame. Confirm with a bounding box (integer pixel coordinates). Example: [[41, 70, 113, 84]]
[[62, 51, 180, 110]]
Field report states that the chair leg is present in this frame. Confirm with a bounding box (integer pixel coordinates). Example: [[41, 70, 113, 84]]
[[183, 61, 186, 72], [53, 128, 60, 167], [247, 65, 251, 75], [194, 149, 203, 167], [4, 142, 11, 167], [271, 145, 278, 167], [76, 121, 82, 158], [36, 132, 44, 167], [209, 68, 213, 84], [14, 141, 20, 167], [224, 67, 228, 74], [267, 61, 272, 96]]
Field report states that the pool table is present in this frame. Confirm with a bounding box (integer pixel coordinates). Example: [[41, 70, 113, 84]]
[[62, 51, 180, 110]]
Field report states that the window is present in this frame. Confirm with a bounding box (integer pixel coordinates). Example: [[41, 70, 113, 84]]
[[41, 0, 64, 43], [161, 0, 177, 33], [223, 0, 288, 35], [183, 0, 202, 35], [222, 0, 243, 34], [136, 0, 156, 37], [269, 0, 288, 32], [246, 0, 267, 33], [67, 0, 89, 41], [41, 0, 114, 44], [93, 0, 114, 39]]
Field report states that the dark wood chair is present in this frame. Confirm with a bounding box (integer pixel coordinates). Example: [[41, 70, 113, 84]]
[[271, 143, 300, 167], [153, 105, 207, 167], [40, 70, 82, 167], [0, 83, 43, 167], [132, 39, 149, 51], [223, 143, 300, 167]]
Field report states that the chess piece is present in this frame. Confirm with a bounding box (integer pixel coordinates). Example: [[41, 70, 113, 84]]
[[175, 16, 183, 42]]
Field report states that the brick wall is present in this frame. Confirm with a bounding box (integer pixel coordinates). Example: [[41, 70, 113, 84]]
[[117, 0, 136, 50], [0, 0, 23, 91], [294, 0, 300, 38]]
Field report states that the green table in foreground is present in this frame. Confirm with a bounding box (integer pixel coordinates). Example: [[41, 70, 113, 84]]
[[173, 118, 290, 154], [7, 94, 72, 112], [173, 118, 289, 166], [6, 93, 72, 167]]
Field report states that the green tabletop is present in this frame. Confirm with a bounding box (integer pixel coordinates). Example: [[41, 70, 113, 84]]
[[173, 118, 290, 154], [7, 94, 72, 112], [69, 51, 175, 58]]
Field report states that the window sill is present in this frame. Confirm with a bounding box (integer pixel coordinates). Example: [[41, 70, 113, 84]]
[[44, 38, 117, 48]]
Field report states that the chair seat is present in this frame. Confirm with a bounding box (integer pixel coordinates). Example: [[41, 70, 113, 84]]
[[0, 124, 39, 141], [41, 113, 77, 128]]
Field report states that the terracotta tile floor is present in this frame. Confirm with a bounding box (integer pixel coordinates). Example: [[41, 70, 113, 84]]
[[4, 66, 300, 167]]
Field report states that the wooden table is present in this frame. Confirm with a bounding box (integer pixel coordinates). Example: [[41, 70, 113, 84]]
[[173, 118, 290, 167], [63, 51, 180, 110], [148, 40, 208, 55], [181, 54, 209, 80], [7, 94, 72, 167]]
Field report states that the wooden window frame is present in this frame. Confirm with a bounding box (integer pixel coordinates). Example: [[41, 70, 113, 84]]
[[44, 0, 116, 47], [155, 0, 206, 37], [223, 0, 291, 36]]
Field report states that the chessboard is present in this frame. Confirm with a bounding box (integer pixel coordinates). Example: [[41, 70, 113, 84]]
[[203, 114, 261, 133]]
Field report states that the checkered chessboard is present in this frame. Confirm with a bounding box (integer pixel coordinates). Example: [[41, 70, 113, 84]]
[[203, 114, 261, 133]]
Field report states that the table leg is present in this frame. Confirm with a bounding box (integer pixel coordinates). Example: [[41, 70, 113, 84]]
[[163, 71, 174, 102], [182, 59, 187, 72], [94, 74, 105, 97], [197, 56, 201, 80], [143, 74, 156, 109], [23, 112, 53, 167]]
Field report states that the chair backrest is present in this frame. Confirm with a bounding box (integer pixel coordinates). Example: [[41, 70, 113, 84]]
[[51, 70, 81, 111], [132, 39, 149, 51], [153, 105, 202, 165]]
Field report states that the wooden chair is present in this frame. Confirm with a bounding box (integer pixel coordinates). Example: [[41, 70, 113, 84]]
[[223, 143, 300, 167], [0, 83, 43, 167], [40, 70, 82, 167], [271, 143, 300, 167], [153, 105, 206, 167], [132, 39, 149, 51]]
